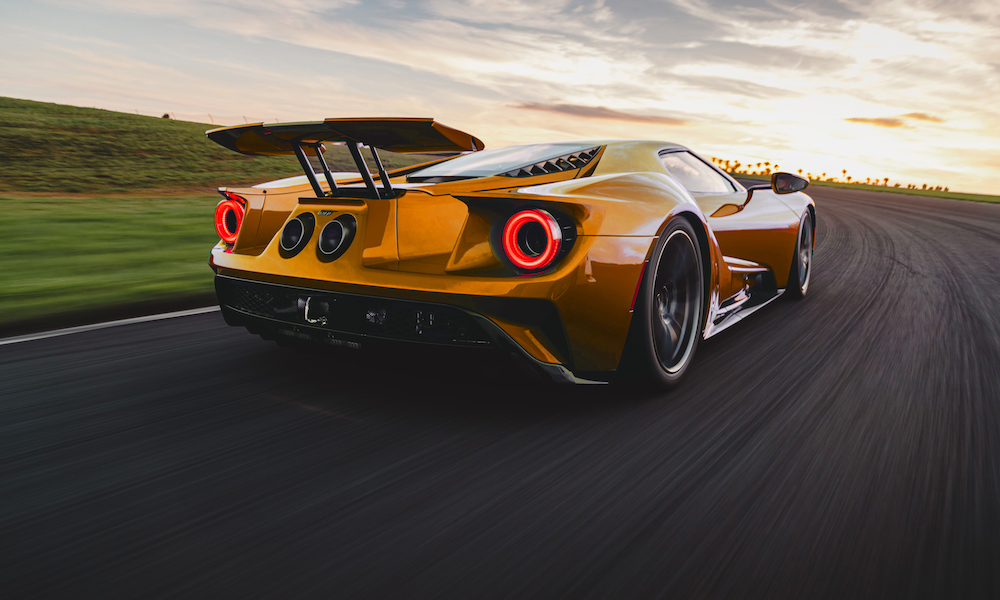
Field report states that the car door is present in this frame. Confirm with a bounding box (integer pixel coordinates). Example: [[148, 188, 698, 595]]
[[660, 150, 798, 266], [659, 149, 800, 294]]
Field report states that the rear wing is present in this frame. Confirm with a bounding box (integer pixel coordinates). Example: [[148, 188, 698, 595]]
[[206, 118, 484, 199]]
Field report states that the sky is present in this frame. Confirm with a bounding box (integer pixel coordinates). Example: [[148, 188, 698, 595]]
[[2, 0, 998, 193]]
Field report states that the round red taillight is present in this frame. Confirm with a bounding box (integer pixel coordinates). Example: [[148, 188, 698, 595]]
[[215, 199, 245, 243], [502, 209, 562, 271]]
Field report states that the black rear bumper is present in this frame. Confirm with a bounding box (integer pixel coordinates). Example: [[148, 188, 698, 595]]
[[215, 275, 608, 384], [217, 275, 492, 347]]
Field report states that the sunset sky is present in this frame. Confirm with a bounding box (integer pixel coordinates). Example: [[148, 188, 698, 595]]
[[2, 0, 998, 193]]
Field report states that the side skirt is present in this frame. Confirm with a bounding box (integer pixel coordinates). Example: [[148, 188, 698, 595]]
[[704, 287, 784, 339], [703, 258, 783, 339]]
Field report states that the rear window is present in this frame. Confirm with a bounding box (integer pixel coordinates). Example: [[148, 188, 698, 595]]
[[407, 142, 600, 182]]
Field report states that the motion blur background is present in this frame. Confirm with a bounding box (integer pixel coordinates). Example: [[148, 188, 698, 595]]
[[2, 2, 1000, 598]]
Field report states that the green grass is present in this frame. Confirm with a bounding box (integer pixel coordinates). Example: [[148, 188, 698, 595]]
[[731, 172, 1000, 204], [0, 194, 219, 328], [0, 97, 430, 331], [0, 96, 426, 193]]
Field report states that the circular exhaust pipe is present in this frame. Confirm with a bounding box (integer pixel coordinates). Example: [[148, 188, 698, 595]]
[[318, 220, 344, 254], [318, 214, 357, 260], [279, 212, 315, 257]]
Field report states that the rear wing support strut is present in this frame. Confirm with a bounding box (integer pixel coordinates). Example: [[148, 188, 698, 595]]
[[368, 146, 394, 196], [294, 142, 397, 199], [348, 142, 379, 198], [293, 144, 325, 198], [293, 143, 340, 198], [312, 144, 339, 194]]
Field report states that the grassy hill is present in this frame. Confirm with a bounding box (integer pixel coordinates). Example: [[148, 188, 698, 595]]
[[0, 97, 430, 334], [0, 96, 423, 193]]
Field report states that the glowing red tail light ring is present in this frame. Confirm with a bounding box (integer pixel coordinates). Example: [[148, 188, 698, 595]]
[[215, 193, 246, 244], [502, 209, 563, 271]]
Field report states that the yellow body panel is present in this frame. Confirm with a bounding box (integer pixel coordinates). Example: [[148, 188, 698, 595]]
[[209, 139, 814, 378]]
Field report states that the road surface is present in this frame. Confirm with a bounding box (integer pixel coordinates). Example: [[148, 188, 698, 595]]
[[2, 186, 999, 598]]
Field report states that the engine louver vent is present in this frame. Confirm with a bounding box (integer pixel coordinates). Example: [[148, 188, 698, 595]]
[[501, 146, 602, 178]]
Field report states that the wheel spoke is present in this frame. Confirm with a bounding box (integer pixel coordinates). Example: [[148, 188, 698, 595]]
[[649, 229, 702, 375], [653, 318, 677, 361], [663, 314, 680, 347], [659, 244, 687, 281]]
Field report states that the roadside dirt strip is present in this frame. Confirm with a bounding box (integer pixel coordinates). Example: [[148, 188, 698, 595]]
[[2, 187, 999, 599]]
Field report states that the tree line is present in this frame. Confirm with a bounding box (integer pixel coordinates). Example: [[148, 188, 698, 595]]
[[707, 157, 949, 193]]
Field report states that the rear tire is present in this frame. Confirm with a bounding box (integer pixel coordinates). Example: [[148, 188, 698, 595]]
[[786, 211, 813, 299], [621, 217, 705, 388]]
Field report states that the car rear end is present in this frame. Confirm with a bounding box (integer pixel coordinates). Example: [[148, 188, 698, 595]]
[[207, 121, 661, 382]]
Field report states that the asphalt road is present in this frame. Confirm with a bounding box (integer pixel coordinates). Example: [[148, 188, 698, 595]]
[[2, 187, 999, 599]]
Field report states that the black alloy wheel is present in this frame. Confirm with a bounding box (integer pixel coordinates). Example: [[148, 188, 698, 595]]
[[786, 211, 813, 299], [623, 217, 705, 388]]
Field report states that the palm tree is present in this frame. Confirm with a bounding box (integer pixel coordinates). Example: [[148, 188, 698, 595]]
[[883, 178, 889, 186], [798, 169, 803, 176], [846, 176, 852, 183]]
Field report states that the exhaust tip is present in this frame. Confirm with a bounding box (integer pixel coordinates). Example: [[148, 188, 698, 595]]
[[318, 214, 357, 260], [279, 213, 315, 257]]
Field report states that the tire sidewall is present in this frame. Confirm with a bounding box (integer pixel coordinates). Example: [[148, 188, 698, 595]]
[[787, 211, 813, 298], [626, 217, 705, 387]]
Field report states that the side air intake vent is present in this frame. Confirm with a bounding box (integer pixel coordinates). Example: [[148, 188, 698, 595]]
[[501, 146, 601, 178]]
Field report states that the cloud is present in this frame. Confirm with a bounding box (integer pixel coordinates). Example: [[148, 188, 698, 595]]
[[902, 112, 945, 122], [845, 117, 908, 128], [13, 0, 1000, 192], [669, 74, 802, 100], [846, 112, 946, 128], [512, 102, 688, 125]]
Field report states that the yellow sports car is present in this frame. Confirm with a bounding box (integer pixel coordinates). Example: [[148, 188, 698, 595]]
[[207, 118, 814, 387]]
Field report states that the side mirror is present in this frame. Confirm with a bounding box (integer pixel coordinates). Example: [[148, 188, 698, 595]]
[[772, 172, 808, 194], [745, 172, 809, 205]]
